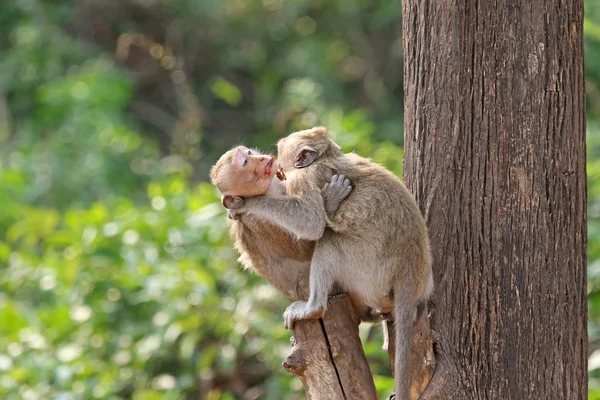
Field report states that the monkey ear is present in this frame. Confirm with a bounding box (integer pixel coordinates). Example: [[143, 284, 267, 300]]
[[295, 146, 318, 168], [313, 126, 328, 136], [222, 195, 244, 209]]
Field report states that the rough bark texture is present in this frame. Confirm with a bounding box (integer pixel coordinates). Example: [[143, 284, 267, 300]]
[[283, 294, 378, 399], [402, 0, 587, 398]]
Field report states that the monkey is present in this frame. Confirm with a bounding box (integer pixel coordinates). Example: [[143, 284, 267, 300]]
[[225, 127, 434, 400], [209, 145, 353, 301], [210, 146, 385, 322]]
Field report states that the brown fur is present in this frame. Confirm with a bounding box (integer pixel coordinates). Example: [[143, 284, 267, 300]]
[[230, 215, 314, 300], [237, 127, 434, 399]]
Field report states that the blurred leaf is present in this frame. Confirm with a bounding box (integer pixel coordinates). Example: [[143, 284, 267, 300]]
[[586, 18, 600, 42], [210, 77, 243, 106]]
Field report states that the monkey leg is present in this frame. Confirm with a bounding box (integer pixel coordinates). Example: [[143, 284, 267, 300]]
[[283, 249, 336, 329]]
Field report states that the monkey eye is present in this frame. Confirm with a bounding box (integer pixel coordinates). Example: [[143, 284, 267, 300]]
[[242, 159, 248, 166], [247, 150, 252, 155]]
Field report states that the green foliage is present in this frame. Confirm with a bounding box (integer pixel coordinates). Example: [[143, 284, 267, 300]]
[[586, 0, 600, 121], [210, 77, 243, 107], [0, 2, 396, 398], [1, 169, 284, 399], [588, 120, 600, 391], [0, 0, 599, 398], [588, 2, 600, 396]]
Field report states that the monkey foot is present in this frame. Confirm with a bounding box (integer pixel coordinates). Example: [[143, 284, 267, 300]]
[[283, 301, 325, 330]]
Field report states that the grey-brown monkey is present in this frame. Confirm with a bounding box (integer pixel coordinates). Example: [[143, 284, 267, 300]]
[[209, 145, 353, 300], [227, 127, 434, 399]]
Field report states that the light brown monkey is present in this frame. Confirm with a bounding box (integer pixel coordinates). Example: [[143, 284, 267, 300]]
[[209, 145, 353, 300], [227, 127, 433, 400]]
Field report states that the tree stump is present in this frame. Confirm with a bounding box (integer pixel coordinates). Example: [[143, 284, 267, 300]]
[[283, 294, 378, 399]]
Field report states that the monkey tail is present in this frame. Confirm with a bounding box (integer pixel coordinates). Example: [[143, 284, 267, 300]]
[[393, 286, 413, 400]]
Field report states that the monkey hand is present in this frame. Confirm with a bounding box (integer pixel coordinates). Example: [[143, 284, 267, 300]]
[[321, 174, 352, 217], [222, 195, 245, 209], [222, 195, 246, 219], [283, 301, 325, 330]]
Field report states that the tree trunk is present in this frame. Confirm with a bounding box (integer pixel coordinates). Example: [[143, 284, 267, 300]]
[[284, 294, 379, 399], [402, 0, 587, 398]]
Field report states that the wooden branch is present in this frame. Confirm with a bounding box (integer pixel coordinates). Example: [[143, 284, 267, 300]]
[[283, 294, 378, 400]]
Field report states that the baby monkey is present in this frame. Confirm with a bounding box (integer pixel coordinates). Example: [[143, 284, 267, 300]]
[[209, 145, 353, 301], [226, 127, 433, 400]]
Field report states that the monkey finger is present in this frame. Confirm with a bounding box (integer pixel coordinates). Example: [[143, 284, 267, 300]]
[[322, 183, 330, 191], [284, 301, 307, 330], [342, 178, 350, 187], [283, 309, 291, 330], [283, 313, 295, 330], [331, 174, 339, 184], [231, 197, 244, 209], [285, 318, 294, 330]]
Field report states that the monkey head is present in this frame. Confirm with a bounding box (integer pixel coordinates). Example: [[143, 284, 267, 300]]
[[277, 126, 343, 169], [210, 146, 282, 209]]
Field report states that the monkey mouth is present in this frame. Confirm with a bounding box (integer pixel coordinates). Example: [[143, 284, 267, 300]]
[[265, 158, 274, 176]]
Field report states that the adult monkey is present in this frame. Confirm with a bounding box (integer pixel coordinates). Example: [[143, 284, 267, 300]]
[[210, 145, 353, 301], [226, 127, 433, 400]]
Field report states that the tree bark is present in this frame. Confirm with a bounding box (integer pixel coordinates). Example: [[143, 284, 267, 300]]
[[402, 0, 587, 398], [284, 294, 378, 399]]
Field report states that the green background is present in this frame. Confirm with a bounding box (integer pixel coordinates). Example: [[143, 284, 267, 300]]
[[0, 1, 598, 399]]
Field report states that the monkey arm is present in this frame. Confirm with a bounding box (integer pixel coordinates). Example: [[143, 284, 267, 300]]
[[241, 191, 327, 241]]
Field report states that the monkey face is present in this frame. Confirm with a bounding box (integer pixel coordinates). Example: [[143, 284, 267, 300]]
[[225, 146, 279, 197]]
